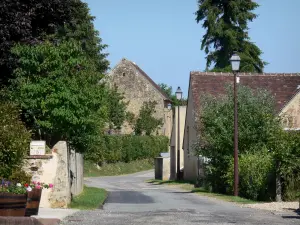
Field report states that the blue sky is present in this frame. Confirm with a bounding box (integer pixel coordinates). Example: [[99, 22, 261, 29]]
[[85, 0, 300, 96]]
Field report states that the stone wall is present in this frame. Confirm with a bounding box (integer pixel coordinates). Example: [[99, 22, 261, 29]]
[[280, 92, 300, 128], [109, 58, 172, 137], [23, 141, 83, 208]]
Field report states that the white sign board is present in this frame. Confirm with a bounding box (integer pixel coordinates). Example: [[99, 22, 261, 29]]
[[30, 140, 46, 156]]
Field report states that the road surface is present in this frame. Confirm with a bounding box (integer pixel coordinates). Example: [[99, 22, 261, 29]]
[[61, 170, 299, 225]]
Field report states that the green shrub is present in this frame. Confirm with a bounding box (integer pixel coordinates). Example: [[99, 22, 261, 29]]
[[225, 148, 274, 200], [0, 102, 31, 178], [85, 135, 169, 164]]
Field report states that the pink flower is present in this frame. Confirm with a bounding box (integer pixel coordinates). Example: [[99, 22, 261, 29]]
[[49, 184, 54, 188], [36, 185, 41, 189], [37, 182, 40, 185], [32, 181, 36, 185]]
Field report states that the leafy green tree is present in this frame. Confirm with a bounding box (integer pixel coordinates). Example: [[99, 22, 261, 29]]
[[134, 101, 163, 135], [0, 0, 109, 87], [107, 85, 127, 130], [0, 0, 73, 87], [9, 41, 109, 152], [0, 101, 31, 178], [195, 0, 267, 72], [195, 85, 281, 193], [52, 0, 109, 73]]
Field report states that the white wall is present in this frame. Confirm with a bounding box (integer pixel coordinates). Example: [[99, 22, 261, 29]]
[[169, 106, 186, 180], [183, 85, 199, 181]]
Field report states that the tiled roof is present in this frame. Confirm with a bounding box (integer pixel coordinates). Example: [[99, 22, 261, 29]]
[[190, 72, 300, 113]]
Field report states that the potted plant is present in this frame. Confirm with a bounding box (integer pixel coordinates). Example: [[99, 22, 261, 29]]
[[25, 181, 53, 217], [0, 180, 29, 217]]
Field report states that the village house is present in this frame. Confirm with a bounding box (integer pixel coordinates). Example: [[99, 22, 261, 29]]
[[182, 72, 300, 181], [108, 58, 172, 137]]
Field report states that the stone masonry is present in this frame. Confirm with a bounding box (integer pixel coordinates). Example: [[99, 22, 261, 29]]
[[108, 58, 172, 137]]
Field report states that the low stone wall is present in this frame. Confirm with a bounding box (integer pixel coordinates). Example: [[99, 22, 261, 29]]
[[22, 141, 83, 208]]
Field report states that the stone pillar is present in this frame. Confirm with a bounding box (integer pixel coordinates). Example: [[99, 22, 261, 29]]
[[154, 156, 170, 180], [49, 141, 71, 208]]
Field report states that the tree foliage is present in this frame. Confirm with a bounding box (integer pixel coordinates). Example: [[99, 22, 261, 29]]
[[52, 0, 109, 73], [9, 41, 109, 152], [0, 101, 31, 178], [195, 0, 267, 72], [0, 0, 109, 87], [195, 85, 281, 194], [134, 101, 163, 135], [107, 86, 127, 130], [0, 0, 73, 86], [158, 83, 187, 106]]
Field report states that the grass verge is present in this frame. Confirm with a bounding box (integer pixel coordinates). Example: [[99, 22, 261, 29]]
[[84, 159, 154, 177], [147, 179, 258, 204], [69, 186, 108, 210]]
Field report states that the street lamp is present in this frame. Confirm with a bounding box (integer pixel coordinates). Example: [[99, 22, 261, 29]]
[[230, 52, 241, 196], [175, 87, 183, 180]]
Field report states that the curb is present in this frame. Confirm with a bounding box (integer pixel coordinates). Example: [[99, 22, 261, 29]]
[[37, 218, 61, 225], [99, 191, 110, 210], [0, 217, 42, 225]]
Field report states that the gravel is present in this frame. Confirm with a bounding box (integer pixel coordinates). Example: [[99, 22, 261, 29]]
[[242, 201, 299, 213]]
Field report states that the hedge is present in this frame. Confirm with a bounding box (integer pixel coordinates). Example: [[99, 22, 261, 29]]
[[85, 135, 169, 164]]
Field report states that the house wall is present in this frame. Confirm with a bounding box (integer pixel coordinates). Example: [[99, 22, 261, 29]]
[[169, 106, 186, 180], [109, 59, 172, 136], [183, 86, 199, 181], [280, 92, 300, 128]]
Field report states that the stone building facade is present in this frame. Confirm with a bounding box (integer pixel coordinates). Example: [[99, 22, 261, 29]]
[[108, 58, 172, 137]]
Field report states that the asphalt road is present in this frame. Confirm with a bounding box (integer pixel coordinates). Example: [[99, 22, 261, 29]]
[[61, 170, 299, 225]]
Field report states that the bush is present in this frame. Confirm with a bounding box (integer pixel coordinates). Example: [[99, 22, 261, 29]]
[[0, 102, 31, 178], [85, 135, 169, 164], [225, 148, 274, 200]]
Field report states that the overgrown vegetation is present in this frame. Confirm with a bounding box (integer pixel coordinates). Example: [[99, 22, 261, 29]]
[[0, 101, 31, 178], [195, 85, 300, 201], [85, 135, 169, 165], [69, 186, 108, 210], [84, 159, 154, 177]]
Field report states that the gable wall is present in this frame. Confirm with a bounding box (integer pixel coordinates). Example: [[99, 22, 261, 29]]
[[280, 92, 300, 129], [109, 59, 171, 136]]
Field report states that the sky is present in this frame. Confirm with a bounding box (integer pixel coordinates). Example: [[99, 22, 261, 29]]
[[85, 0, 300, 97]]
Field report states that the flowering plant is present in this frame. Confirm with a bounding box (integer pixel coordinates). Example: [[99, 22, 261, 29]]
[[1, 179, 27, 194], [1, 179, 54, 194], [26, 181, 54, 192]]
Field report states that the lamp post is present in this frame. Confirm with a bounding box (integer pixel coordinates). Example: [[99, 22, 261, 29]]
[[230, 52, 241, 196], [175, 87, 183, 180]]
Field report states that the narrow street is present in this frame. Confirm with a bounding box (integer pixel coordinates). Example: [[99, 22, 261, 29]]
[[61, 170, 299, 225]]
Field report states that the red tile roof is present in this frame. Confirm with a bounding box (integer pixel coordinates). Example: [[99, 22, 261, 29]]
[[190, 72, 300, 113]]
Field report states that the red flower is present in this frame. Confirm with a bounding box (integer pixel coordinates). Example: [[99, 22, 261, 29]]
[[24, 183, 28, 187]]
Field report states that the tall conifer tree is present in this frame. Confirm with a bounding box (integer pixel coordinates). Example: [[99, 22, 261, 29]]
[[196, 0, 267, 72]]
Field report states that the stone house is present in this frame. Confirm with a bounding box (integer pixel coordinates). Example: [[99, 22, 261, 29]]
[[183, 72, 300, 181], [108, 58, 172, 137]]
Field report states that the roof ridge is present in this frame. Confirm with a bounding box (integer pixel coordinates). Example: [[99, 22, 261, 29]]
[[126, 60, 171, 101], [191, 71, 300, 76]]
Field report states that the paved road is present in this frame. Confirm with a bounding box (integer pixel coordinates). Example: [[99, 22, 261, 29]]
[[61, 170, 299, 225]]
